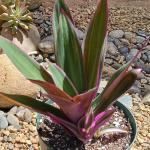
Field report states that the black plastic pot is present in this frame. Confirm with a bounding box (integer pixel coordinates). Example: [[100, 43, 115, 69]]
[[36, 101, 137, 150]]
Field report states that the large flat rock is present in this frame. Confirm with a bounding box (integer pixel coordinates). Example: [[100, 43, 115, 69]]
[[0, 54, 39, 108]]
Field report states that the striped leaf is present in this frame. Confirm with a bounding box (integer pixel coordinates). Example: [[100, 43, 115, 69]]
[[0, 93, 67, 120], [53, 0, 73, 46], [30, 80, 71, 99], [44, 88, 96, 123], [47, 63, 78, 96], [55, 13, 85, 93], [93, 69, 140, 115], [0, 36, 52, 82], [100, 62, 130, 96], [92, 109, 115, 134], [83, 0, 108, 90]]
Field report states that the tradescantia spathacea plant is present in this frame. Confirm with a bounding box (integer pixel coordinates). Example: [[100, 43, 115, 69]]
[[0, 0, 143, 142]]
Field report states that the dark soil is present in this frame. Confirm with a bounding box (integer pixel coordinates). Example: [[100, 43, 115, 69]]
[[37, 107, 132, 150]]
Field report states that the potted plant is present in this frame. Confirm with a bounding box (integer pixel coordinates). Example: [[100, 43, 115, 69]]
[[0, 0, 40, 54], [0, 0, 146, 149]]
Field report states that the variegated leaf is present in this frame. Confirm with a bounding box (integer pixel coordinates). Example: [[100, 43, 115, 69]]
[[83, 0, 108, 90]]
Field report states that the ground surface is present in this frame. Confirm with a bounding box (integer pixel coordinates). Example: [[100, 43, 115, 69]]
[[34, 0, 150, 8]]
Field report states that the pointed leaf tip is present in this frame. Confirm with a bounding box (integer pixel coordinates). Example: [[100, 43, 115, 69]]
[[53, 0, 73, 46], [83, 0, 108, 90]]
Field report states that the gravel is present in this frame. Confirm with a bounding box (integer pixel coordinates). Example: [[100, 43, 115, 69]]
[[32, 6, 53, 39], [1, 107, 33, 129], [0, 112, 39, 150], [105, 28, 149, 96], [131, 94, 150, 150]]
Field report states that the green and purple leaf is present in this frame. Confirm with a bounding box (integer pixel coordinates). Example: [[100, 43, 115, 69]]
[[93, 109, 115, 132], [73, 87, 97, 116], [0, 93, 67, 120], [83, 0, 108, 90], [77, 109, 115, 141], [0, 93, 81, 137], [53, 0, 73, 46], [47, 63, 78, 96], [78, 109, 115, 139], [0, 36, 52, 82], [92, 62, 130, 110], [44, 88, 97, 123], [30, 79, 71, 99], [93, 69, 140, 115], [92, 46, 142, 112], [78, 109, 94, 132], [55, 13, 85, 93]]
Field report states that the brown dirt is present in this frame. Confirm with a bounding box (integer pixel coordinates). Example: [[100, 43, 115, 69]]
[[31, 0, 150, 8], [110, 0, 150, 8]]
